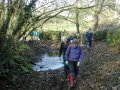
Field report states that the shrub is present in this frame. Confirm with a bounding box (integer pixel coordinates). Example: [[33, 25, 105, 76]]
[[0, 36, 32, 88], [107, 29, 120, 51], [93, 30, 108, 42], [41, 31, 64, 40]]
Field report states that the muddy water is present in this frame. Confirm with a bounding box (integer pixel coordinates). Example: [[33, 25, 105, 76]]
[[33, 50, 64, 71]]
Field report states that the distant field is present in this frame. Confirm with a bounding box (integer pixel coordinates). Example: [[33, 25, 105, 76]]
[[42, 21, 88, 33]]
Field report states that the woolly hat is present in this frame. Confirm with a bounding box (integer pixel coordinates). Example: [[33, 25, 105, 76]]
[[72, 39, 78, 44]]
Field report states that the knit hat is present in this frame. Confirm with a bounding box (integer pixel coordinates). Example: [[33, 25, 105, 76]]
[[72, 39, 78, 44]]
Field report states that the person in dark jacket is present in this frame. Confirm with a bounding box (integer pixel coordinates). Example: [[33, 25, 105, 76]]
[[59, 37, 69, 78], [86, 29, 93, 50], [66, 35, 74, 45]]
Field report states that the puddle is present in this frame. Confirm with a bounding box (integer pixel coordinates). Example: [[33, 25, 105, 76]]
[[33, 52, 64, 71]]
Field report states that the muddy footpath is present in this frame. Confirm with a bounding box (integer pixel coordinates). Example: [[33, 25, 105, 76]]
[[15, 40, 120, 90]]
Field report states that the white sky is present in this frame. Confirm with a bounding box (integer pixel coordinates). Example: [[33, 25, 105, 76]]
[[35, 0, 96, 9], [23, 0, 120, 12], [116, 0, 120, 4]]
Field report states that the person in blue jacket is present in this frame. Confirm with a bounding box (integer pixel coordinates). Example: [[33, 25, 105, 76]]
[[65, 39, 82, 87], [86, 29, 93, 50]]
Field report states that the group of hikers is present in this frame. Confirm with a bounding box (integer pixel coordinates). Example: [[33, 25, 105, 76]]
[[29, 31, 41, 41], [59, 29, 93, 87]]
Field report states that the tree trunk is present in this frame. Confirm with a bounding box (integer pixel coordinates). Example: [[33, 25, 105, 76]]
[[93, 0, 104, 31], [76, 9, 79, 34]]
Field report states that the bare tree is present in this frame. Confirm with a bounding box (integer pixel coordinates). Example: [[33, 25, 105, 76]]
[[93, 0, 105, 31]]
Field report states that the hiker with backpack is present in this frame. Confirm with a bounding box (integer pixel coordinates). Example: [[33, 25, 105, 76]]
[[65, 39, 82, 87], [86, 28, 93, 50]]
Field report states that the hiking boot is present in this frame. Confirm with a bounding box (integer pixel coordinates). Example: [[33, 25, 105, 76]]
[[69, 81, 74, 87], [69, 73, 74, 87], [73, 79, 77, 85]]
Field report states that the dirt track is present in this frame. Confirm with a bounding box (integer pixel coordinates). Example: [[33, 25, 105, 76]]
[[16, 41, 120, 90]]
